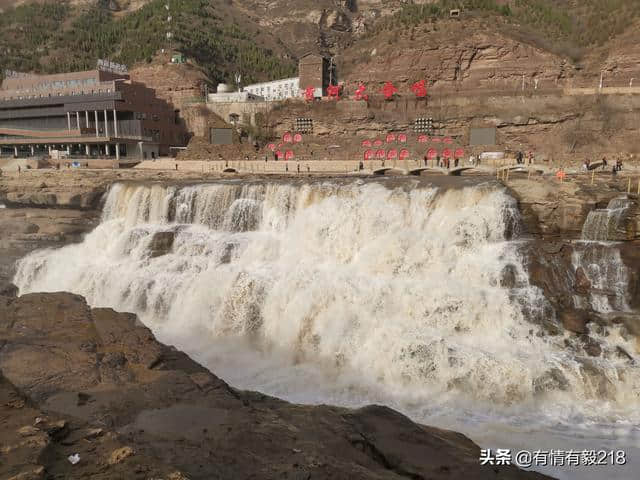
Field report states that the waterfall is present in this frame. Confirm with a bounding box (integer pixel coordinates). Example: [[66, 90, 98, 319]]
[[13, 181, 640, 417], [571, 244, 630, 313], [581, 197, 633, 241]]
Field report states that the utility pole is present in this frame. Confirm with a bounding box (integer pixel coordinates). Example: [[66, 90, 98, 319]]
[[166, 2, 173, 53]]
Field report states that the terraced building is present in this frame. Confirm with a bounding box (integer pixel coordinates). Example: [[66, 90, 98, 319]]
[[0, 65, 188, 164]]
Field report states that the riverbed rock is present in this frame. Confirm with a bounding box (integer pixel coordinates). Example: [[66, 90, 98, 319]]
[[149, 231, 175, 258], [559, 309, 590, 334], [0, 292, 553, 480]]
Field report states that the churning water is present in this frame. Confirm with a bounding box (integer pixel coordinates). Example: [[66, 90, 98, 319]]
[[14, 181, 640, 479]]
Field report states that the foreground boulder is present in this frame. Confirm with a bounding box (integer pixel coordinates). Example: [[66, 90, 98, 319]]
[[0, 292, 553, 479]]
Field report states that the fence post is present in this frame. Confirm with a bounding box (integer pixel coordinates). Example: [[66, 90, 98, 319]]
[[591, 170, 595, 185]]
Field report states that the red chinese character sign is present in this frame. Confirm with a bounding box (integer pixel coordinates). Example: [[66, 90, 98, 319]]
[[387, 149, 397, 160], [304, 86, 315, 102], [442, 148, 452, 159], [373, 139, 383, 147], [427, 148, 437, 160], [411, 80, 427, 98], [327, 84, 341, 100], [376, 149, 386, 159], [399, 149, 410, 160], [454, 148, 464, 159], [285, 150, 294, 160], [432, 137, 442, 143], [398, 133, 407, 143], [418, 135, 428, 143], [293, 133, 303, 143], [443, 137, 453, 144], [354, 84, 369, 101], [364, 150, 373, 160], [362, 139, 372, 147], [382, 82, 398, 100], [283, 132, 293, 143], [386, 133, 396, 143], [267, 143, 276, 151], [275, 150, 283, 160]]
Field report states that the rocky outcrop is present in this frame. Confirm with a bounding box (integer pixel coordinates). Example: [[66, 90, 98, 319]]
[[0, 292, 553, 480]]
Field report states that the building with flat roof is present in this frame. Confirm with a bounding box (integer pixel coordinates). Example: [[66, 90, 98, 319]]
[[243, 77, 300, 101], [0, 65, 188, 162]]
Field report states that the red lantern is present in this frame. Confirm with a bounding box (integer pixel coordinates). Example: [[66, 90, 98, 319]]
[[285, 150, 294, 160], [399, 149, 410, 160], [386, 133, 396, 143], [387, 149, 398, 160], [454, 148, 464, 159], [443, 148, 452, 159], [382, 81, 398, 100], [427, 148, 437, 159], [362, 139, 372, 147], [398, 133, 407, 143], [293, 133, 303, 143], [376, 149, 386, 159], [364, 149, 373, 160], [283, 132, 293, 143], [418, 135, 428, 143]]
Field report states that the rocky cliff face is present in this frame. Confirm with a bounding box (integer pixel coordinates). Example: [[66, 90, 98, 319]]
[[0, 290, 552, 480], [340, 17, 573, 92]]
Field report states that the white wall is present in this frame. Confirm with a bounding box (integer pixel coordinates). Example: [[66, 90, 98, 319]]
[[243, 78, 300, 101]]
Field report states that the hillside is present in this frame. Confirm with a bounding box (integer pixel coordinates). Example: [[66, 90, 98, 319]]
[[0, 0, 295, 85], [1, 0, 639, 92]]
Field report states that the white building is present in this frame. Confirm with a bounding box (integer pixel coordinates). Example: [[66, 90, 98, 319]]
[[207, 91, 264, 103], [243, 77, 300, 101]]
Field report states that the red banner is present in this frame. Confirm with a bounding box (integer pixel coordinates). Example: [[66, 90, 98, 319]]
[[442, 148, 452, 159], [293, 133, 303, 143], [376, 149, 386, 159], [411, 79, 427, 98], [427, 148, 437, 159], [267, 143, 276, 151], [382, 81, 398, 100], [387, 149, 398, 160], [275, 150, 283, 160], [327, 84, 340, 99], [399, 149, 410, 160], [354, 84, 369, 101], [304, 86, 315, 101], [386, 133, 396, 143]]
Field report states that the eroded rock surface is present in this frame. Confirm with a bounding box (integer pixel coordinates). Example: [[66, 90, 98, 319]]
[[0, 292, 552, 480]]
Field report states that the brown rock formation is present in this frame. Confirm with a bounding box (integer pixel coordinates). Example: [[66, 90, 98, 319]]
[[0, 292, 553, 480]]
